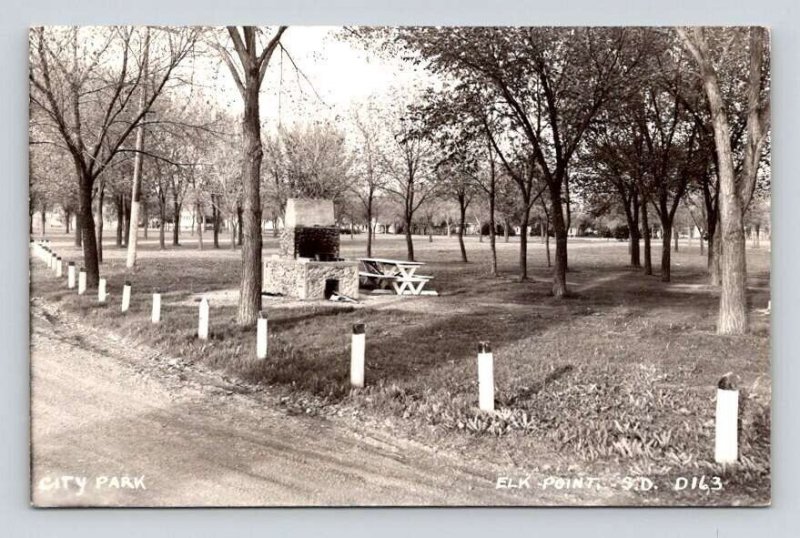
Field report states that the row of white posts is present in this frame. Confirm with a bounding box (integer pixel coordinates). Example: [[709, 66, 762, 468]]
[[31, 239, 741, 465]]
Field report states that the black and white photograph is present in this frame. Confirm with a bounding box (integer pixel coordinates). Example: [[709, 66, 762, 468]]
[[28, 25, 771, 507]]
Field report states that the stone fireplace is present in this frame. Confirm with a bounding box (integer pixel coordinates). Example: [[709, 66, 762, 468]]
[[263, 199, 359, 300]]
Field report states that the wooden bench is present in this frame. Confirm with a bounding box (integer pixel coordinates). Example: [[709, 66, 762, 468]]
[[359, 271, 397, 279], [359, 271, 397, 290], [398, 275, 433, 282]]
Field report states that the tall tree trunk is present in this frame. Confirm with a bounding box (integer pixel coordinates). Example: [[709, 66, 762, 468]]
[[708, 217, 721, 285], [212, 194, 220, 249], [548, 182, 568, 297], [143, 202, 149, 240], [717, 195, 747, 334], [545, 227, 551, 268], [660, 222, 672, 282], [40, 210, 46, 238], [197, 202, 204, 251], [541, 199, 552, 269], [457, 199, 468, 263], [630, 192, 641, 267], [237, 203, 244, 247], [404, 214, 415, 262], [518, 205, 531, 281], [95, 182, 105, 264], [488, 178, 497, 276], [641, 200, 652, 275], [122, 195, 131, 248], [77, 169, 99, 287], [237, 76, 264, 325], [372, 211, 379, 249], [115, 195, 123, 247], [673, 226, 679, 252], [366, 195, 373, 257], [172, 196, 181, 246], [680, 27, 756, 335], [159, 199, 166, 250], [74, 212, 82, 247], [64, 209, 70, 234]]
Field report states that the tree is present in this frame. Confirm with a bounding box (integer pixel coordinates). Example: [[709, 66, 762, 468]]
[[29, 137, 73, 238], [395, 27, 645, 297], [29, 26, 196, 287], [214, 26, 286, 325], [436, 151, 478, 263], [380, 113, 439, 262], [278, 122, 352, 200], [412, 85, 501, 273], [640, 87, 704, 283], [582, 116, 648, 268], [485, 126, 545, 281], [350, 101, 388, 257], [678, 27, 770, 334], [208, 120, 244, 249]]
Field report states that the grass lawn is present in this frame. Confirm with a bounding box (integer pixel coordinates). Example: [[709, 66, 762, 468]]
[[30, 229, 771, 505]]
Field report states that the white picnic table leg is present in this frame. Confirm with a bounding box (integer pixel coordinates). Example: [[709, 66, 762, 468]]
[[414, 280, 425, 295], [401, 281, 412, 295], [392, 279, 403, 295]]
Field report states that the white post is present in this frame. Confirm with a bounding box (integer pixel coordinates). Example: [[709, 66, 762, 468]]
[[350, 323, 365, 387], [256, 312, 268, 359], [121, 281, 131, 312], [198, 297, 209, 340], [49, 251, 56, 270], [98, 278, 107, 303], [56, 257, 63, 277], [715, 384, 740, 464], [151, 293, 161, 323], [478, 341, 495, 412], [67, 262, 76, 289], [77, 268, 86, 295]]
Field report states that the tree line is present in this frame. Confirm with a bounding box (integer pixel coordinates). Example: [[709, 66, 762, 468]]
[[29, 26, 770, 334]]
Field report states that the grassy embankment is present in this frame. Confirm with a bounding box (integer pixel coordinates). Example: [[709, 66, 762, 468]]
[[30, 231, 771, 504]]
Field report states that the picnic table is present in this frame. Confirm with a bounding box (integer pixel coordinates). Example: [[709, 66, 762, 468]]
[[358, 258, 436, 296]]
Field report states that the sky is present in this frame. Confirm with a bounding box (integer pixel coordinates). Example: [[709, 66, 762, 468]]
[[200, 26, 434, 132]]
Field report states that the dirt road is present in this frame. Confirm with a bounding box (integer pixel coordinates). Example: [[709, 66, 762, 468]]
[[31, 298, 588, 507]]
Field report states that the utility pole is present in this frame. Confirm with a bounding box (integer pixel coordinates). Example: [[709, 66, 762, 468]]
[[126, 27, 151, 269]]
